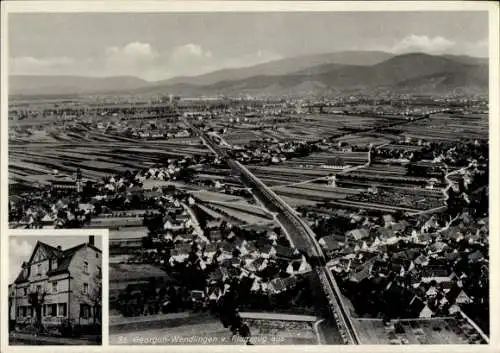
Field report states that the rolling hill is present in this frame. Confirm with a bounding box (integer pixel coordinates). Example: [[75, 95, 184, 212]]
[[159, 50, 394, 86], [9, 52, 488, 98], [138, 53, 488, 97]]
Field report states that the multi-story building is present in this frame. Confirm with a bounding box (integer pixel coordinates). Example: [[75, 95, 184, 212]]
[[10, 236, 102, 328]]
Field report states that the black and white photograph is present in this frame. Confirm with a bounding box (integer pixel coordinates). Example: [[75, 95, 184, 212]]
[[7, 232, 103, 345], [2, 3, 497, 349]]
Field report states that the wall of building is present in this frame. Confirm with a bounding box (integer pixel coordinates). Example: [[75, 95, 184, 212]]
[[68, 245, 102, 325]]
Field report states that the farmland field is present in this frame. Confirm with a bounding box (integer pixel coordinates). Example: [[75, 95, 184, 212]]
[[9, 134, 212, 186], [274, 184, 363, 203], [203, 203, 271, 225], [223, 114, 402, 144], [382, 114, 488, 142], [189, 190, 247, 203]]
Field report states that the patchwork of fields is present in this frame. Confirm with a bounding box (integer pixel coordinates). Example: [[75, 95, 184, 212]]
[[385, 114, 488, 141], [224, 114, 400, 145], [9, 136, 211, 186], [9, 112, 488, 218]]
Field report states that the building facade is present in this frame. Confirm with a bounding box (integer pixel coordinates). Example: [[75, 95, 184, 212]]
[[10, 236, 102, 328]]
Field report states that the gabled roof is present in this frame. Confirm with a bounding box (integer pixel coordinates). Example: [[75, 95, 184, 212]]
[[27, 241, 62, 265], [377, 227, 395, 239], [392, 248, 421, 262], [208, 268, 223, 282], [227, 267, 240, 278], [270, 278, 286, 292], [445, 284, 464, 304], [370, 259, 390, 275], [468, 250, 485, 262], [390, 263, 405, 274], [14, 268, 29, 284], [346, 228, 369, 241], [421, 266, 453, 278], [244, 241, 258, 253], [290, 261, 302, 272], [408, 295, 426, 316], [219, 241, 234, 253], [392, 221, 410, 232], [204, 242, 218, 253], [350, 258, 377, 282], [252, 257, 266, 269], [320, 235, 343, 251], [275, 245, 297, 259], [232, 237, 246, 248], [258, 242, 274, 254]]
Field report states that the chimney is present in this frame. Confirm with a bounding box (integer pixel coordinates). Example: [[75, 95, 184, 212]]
[[57, 245, 62, 251], [89, 235, 95, 246]]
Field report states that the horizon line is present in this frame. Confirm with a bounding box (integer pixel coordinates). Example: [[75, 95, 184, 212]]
[[8, 50, 489, 83]]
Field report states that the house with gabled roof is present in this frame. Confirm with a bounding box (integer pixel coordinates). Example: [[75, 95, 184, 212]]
[[419, 304, 434, 318], [286, 256, 311, 275], [319, 235, 344, 256], [421, 266, 455, 284], [446, 285, 472, 305], [11, 236, 102, 328], [268, 276, 297, 294], [258, 243, 276, 259], [275, 244, 300, 260], [407, 295, 425, 317], [345, 228, 370, 243]]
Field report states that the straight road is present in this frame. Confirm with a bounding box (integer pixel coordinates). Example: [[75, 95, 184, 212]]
[[184, 118, 360, 344]]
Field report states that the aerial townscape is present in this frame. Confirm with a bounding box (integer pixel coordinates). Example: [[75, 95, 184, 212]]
[[6, 10, 491, 347]]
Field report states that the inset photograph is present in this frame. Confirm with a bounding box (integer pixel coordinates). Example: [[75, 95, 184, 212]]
[[8, 232, 103, 345]]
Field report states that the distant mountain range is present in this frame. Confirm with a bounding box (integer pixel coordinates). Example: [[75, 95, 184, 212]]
[[9, 51, 488, 98]]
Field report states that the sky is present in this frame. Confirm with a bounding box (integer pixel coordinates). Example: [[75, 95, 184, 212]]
[[9, 235, 103, 283], [8, 12, 489, 81]]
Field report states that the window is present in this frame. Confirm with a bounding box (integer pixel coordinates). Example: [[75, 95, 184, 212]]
[[83, 283, 88, 294], [80, 304, 90, 319], [58, 303, 67, 317], [36, 285, 42, 293], [43, 305, 46, 317], [52, 282, 57, 293], [96, 253, 99, 259], [97, 266, 102, 277], [23, 288, 27, 296], [51, 259, 57, 270], [48, 304, 57, 317], [83, 261, 89, 273], [37, 263, 42, 276]]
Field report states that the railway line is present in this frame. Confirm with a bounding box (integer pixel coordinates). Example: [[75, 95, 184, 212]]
[[185, 118, 360, 344]]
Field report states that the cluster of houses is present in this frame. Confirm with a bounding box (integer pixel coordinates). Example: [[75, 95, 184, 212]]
[[10, 155, 211, 229], [229, 140, 313, 165], [317, 212, 488, 319], [122, 217, 313, 308]]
